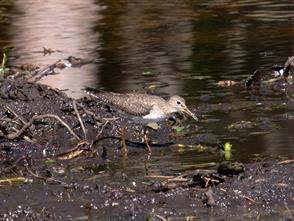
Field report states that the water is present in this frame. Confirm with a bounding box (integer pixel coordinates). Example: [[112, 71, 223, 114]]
[[1, 0, 294, 168]]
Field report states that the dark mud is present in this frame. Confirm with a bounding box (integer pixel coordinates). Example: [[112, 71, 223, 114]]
[[0, 78, 293, 221]]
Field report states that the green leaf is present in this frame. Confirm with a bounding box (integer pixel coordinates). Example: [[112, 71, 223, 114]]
[[145, 215, 153, 221], [172, 126, 185, 133], [0, 69, 4, 77], [142, 71, 152, 75], [147, 122, 159, 130], [224, 142, 232, 151], [144, 85, 158, 90], [45, 159, 56, 164], [223, 142, 232, 160]]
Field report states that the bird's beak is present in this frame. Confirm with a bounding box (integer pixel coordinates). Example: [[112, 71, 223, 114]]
[[182, 106, 198, 121]]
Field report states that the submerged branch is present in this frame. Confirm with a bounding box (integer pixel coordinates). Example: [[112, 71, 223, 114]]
[[27, 62, 58, 82], [25, 165, 68, 186]]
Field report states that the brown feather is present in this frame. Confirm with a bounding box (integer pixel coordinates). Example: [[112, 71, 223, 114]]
[[84, 88, 167, 116]]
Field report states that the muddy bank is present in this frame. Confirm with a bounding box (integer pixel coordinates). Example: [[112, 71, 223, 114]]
[[0, 78, 293, 220]]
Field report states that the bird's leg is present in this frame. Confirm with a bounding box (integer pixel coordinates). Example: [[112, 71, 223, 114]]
[[143, 126, 152, 154], [119, 124, 127, 157]]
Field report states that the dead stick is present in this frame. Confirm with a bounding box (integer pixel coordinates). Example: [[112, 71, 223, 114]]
[[25, 166, 67, 186], [155, 214, 167, 221], [28, 65, 52, 80], [28, 62, 58, 81], [145, 175, 175, 179], [96, 120, 110, 139], [167, 177, 189, 182], [72, 100, 87, 140], [78, 104, 102, 122], [5, 106, 27, 125], [242, 195, 256, 203], [277, 159, 294, 165], [77, 103, 119, 123], [4, 105, 34, 135], [5, 114, 81, 141], [57, 140, 88, 157]]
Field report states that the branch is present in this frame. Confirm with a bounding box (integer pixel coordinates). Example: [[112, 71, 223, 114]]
[[72, 100, 87, 140], [2, 114, 81, 141]]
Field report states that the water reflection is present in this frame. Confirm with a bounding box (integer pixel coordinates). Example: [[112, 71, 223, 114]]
[[8, 0, 102, 97], [96, 1, 195, 94], [4, 0, 294, 96], [96, 0, 294, 96]]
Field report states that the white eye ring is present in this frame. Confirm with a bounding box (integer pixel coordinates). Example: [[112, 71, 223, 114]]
[[176, 101, 181, 105]]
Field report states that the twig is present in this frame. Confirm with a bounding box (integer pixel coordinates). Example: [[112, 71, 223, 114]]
[[145, 175, 175, 179], [4, 105, 34, 135], [166, 216, 199, 220], [155, 214, 167, 221], [77, 103, 119, 124], [0, 118, 23, 127], [25, 165, 67, 186], [96, 119, 110, 139], [205, 187, 216, 206], [2, 156, 26, 175], [2, 114, 81, 141], [277, 159, 294, 165], [0, 176, 27, 184], [167, 177, 189, 182], [77, 103, 103, 122], [33, 69, 57, 82], [5, 105, 27, 125], [37, 207, 46, 220], [57, 140, 89, 160], [26, 62, 58, 82], [242, 195, 256, 203], [72, 100, 87, 140], [283, 202, 294, 221], [145, 173, 189, 182]]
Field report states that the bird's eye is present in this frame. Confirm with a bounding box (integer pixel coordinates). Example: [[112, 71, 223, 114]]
[[176, 101, 181, 105]]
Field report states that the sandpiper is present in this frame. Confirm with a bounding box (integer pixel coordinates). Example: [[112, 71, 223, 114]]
[[84, 88, 198, 154]]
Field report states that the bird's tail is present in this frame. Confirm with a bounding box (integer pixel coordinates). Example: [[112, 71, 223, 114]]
[[82, 87, 117, 103], [82, 87, 106, 99], [83, 87, 105, 93]]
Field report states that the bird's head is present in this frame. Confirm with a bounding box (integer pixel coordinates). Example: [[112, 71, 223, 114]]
[[168, 96, 198, 121]]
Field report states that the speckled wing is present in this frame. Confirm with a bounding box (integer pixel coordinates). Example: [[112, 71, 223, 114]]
[[108, 94, 153, 116], [84, 88, 153, 116]]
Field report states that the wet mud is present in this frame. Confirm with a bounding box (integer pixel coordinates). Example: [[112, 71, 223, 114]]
[[0, 77, 293, 221]]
